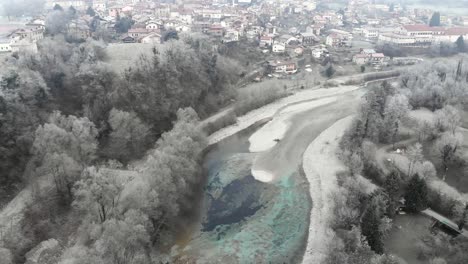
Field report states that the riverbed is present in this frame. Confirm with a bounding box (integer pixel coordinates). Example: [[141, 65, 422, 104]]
[[173, 89, 363, 263]]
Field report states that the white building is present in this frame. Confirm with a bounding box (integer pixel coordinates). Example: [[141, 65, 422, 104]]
[[363, 27, 379, 39], [378, 24, 468, 46], [272, 42, 286, 53], [378, 33, 417, 46], [141, 33, 162, 44], [0, 38, 12, 53], [312, 47, 328, 58], [268, 60, 297, 74]]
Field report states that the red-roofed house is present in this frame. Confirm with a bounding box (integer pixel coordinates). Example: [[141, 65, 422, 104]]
[[268, 60, 297, 74], [259, 35, 273, 47]]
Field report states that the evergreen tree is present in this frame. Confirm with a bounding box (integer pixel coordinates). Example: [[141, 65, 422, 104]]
[[384, 171, 401, 217], [384, 171, 400, 199], [458, 206, 467, 230], [114, 14, 133, 34], [404, 174, 428, 212], [86, 6, 96, 17], [163, 30, 179, 42], [325, 64, 335, 78], [456, 36, 466, 53], [429, 12, 441, 27], [53, 4, 63, 11], [361, 194, 387, 254]]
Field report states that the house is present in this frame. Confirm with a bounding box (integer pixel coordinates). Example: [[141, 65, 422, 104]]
[[11, 27, 44, 42], [301, 32, 319, 45], [207, 25, 224, 37], [127, 28, 150, 38], [179, 11, 193, 24], [223, 30, 239, 43], [268, 60, 297, 74], [294, 47, 304, 55], [0, 38, 12, 52], [145, 21, 163, 31], [192, 21, 211, 33], [272, 42, 286, 53], [326, 33, 349, 47], [108, 6, 124, 18], [353, 52, 388, 65], [140, 32, 162, 44], [370, 53, 387, 65], [361, 49, 377, 54], [10, 38, 38, 53], [93, 0, 106, 11], [259, 35, 273, 47], [264, 23, 277, 35], [363, 27, 379, 39], [367, 19, 380, 26], [279, 34, 300, 46], [121, 35, 135, 43], [68, 24, 90, 40], [312, 47, 328, 58], [353, 54, 369, 65]]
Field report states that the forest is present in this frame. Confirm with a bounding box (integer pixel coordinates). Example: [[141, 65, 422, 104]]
[[0, 30, 265, 262], [331, 57, 468, 264]]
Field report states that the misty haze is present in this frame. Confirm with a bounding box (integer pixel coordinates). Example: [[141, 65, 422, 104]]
[[0, 0, 468, 263]]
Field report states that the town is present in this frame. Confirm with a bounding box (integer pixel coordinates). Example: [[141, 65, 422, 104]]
[[1, 0, 468, 78]]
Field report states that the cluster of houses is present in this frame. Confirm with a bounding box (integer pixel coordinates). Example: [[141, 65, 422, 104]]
[[322, 0, 468, 48], [1, 0, 467, 79]]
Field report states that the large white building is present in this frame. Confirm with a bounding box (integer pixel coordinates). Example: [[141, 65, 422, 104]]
[[378, 24, 468, 46]]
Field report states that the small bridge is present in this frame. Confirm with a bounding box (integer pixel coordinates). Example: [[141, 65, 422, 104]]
[[422, 209, 468, 237]]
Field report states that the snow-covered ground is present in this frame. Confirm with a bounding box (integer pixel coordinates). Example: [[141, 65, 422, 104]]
[[301, 116, 354, 264], [208, 86, 360, 146], [250, 169, 274, 183], [248, 97, 337, 153]]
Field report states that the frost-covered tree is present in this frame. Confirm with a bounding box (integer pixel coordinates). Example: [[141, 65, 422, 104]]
[[94, 210, 151, 264], [31, 112, 98, 197], [406, 143, 423, 176], [106, 108, 151, 162], [435, 132, 463, 170], [381, 94, 410, 144], [74, 166, 127, 223], [342, 150, 364, 176], [434, 105, 460, 135]]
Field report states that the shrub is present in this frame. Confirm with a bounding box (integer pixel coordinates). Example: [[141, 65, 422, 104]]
[[202, 110, 237, 135], [234, 81, 287, 116]]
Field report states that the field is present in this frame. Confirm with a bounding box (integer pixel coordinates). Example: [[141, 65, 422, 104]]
[[105, 43, 159, 72]]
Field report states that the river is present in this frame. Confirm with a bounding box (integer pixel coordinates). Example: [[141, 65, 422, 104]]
[[172, 88, 363, 263]]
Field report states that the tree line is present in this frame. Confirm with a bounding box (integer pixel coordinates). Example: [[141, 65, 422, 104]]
[[333, 57, 468, 263], [0, 34, 243, 262]]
